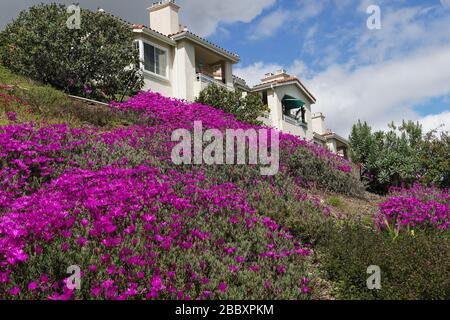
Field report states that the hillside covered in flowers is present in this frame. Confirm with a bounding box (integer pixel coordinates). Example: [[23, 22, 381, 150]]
[[0, 86, 449, 300]]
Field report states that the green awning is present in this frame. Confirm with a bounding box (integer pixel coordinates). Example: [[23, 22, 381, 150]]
[[282, 95, 305, 110]]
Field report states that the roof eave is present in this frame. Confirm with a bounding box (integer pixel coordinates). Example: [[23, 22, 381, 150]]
[[313, 133, 327, 142], [324, 133, 349, 145], [170, 32, 240, 63], [252, 81, 316, 104], [133, 28, 176, 46]]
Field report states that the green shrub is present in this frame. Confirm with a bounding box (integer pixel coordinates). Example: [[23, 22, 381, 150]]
[[196, 84, 269, 125], [349, 120, 450, 192], [419, 131, 450, 188], [319, 223, 450, 300], [0, 3, 143, 102]]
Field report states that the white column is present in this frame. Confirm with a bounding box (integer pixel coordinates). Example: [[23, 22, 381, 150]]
[[224, 61, 234, 90], [268, 89, 282, 131], [174, 41, 196, 101]]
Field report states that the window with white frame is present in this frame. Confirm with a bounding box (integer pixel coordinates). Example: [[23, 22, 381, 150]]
[[143, 42, 167, 78]]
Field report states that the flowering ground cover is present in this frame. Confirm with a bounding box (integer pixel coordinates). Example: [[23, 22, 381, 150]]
[[0, 90, 364, 300], [1, 88, 447, 300], [376, 184, 450, 232]]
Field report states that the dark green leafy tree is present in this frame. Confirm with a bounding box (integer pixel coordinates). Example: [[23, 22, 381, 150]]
[[196, 84, 269, 125], [349, 120, 427, 193], [418, 130, 450, 188], [0, 3, 143, 101], [374, 121, 422, 189]]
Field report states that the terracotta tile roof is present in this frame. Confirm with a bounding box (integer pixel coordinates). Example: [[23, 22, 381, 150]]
[[321, 131, 349, 145], [169, 30, 240, 60], [99, 11, 172, 40], [233, 75, 247, 83], [253, 76, 317, 103]]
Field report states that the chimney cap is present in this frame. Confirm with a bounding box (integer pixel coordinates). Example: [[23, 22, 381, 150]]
[[149, 0, 180, 11], [313, 112, 325, 119]]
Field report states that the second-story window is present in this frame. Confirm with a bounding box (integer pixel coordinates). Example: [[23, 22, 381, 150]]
[[143, 42, 167, 77]]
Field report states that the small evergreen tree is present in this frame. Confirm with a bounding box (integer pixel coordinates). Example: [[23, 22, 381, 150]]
[[0, 3, 143, 102]]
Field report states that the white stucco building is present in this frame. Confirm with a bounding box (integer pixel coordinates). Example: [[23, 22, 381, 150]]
[[132, 0, 240, 102], [250, 70, 349, 159], [312, 113, 350, 159], [128, 1, 349, 158], [252, 70, 316, 141]]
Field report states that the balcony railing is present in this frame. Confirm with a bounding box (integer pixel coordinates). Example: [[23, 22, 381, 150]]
[[283, 114, 307, 127], [196, 73, 233, 91]]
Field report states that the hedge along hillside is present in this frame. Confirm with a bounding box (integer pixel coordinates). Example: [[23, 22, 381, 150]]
[[0, 3, 143, 102]]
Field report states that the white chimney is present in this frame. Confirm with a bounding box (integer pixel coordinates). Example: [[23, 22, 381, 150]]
[[148, 1, 181, 36], [261, 70, 290, 83], [312, 113, 326, 135]]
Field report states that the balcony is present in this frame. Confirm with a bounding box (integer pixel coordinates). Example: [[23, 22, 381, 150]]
[[282, 114, 307, 128], [196, 73, 233, 90], [194, 73, 234, 98]]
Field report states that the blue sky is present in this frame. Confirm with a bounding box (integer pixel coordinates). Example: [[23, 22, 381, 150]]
[[1, 0, 449, 136], [205, 0, 450, 135]]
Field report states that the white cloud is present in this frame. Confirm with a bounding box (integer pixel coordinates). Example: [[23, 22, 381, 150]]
[[248, 9, 290, 40], [236, 3, 450, 137], [307, 45, 450, 136], [441, 0, 450, 9], [234, 61, 283, 86], [236, 45, 450, 137], [178, 0, 277, 37], [419, 111, 450, 133], [248, 0, 325, 40]]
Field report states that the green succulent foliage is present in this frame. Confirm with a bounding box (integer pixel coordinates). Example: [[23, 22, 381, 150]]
[[0, 3, 143, 102], [196, 84, 269, 125]]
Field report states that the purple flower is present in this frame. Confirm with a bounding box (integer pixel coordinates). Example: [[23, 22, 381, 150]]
[[229, 265, 239, 273], [6, 112, 17, 122], [9, 286, 20, 296], [218, 282, 228, 293], [83, 86, 93, 94], [28, 282, 38, 291]]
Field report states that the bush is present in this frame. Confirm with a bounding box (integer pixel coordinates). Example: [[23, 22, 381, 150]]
[[319, 223, 449, 300], [0, 3, 143, 102], [419, 131, 450, 188], [349, 120, 450, 193], [196, 84, 269, 125]]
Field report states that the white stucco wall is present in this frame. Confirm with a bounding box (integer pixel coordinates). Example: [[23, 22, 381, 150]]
[[135, 32, 237, 102], [136, 35, 174, 98], [149, 3, 180, 36], [312, 114, 326, 135], [267, 88, 282, 130]]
